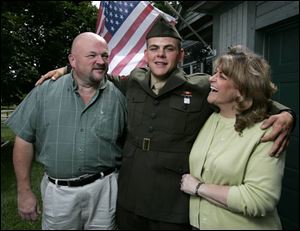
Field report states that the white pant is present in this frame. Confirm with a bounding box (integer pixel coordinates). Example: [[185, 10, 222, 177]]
[[40, 172, 118, 230]]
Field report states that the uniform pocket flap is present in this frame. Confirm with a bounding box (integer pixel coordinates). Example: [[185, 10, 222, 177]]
[[159, 155, 189, 174], [170, 94, 204, 112], [129, 90, 147, 103]]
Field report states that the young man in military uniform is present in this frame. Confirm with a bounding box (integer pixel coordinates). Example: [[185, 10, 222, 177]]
[[36, 17, 294, 230]]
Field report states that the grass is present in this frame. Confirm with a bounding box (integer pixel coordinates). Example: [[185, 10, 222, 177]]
[[1, 124, 43, 230]]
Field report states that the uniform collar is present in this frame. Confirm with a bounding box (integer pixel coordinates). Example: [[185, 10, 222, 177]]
[[150, 75, 167, 94], [132, 67, 187, 97], [157, 68, 187, 96]]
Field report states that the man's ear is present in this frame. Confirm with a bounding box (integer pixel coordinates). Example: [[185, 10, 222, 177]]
[[144, 49, 149, 63], [178, 49, 185, 63], [68, 54, 75, 68]]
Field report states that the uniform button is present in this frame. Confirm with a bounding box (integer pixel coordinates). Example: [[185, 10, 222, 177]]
[[148, 126, 154, 132], [153, 100, 159, 105], [80, 128, 84, 132], [151, 113, 156, 119]]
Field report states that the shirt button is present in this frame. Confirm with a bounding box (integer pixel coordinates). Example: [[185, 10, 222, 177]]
[[148, 126, 154, 133], [153, 100, 159, 105], [80, 128, 84, 132], [151, 113, 156, 119]]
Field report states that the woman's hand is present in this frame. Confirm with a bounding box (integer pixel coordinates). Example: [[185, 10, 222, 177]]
[[180, 174, 201, 195]]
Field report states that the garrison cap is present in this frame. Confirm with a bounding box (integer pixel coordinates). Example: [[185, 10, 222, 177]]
[[146, 17, 182, 41]]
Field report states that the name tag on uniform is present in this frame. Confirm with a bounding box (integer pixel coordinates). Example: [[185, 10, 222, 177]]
[[184, 97, 190, 104], [181, 91, 192, 105]]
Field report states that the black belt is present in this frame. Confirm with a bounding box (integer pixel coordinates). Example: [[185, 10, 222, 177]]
[[48, 168, 116, 187]]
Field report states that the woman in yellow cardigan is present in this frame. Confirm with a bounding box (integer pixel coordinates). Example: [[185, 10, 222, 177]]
[[180, 45, 285, 230]]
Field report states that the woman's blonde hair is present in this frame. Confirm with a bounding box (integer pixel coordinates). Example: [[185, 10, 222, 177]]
[[213, 45, 278, 134]]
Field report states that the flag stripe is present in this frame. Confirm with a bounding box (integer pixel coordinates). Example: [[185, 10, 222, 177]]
[[109, 8, 160, 73], [120, 47, 147, 75], [105, 2, 152, 52], [103, 32, 112, 44], [110, 18, 158, 75], [108, 4, 155, 66], [136, 56, 147, 69], [95, 7, 104, 34]]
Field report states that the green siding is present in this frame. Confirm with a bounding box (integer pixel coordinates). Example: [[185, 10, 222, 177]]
[[264, 16, 299, 229]]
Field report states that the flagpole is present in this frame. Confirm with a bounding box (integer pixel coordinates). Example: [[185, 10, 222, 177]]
[[164, 2, 213, 54]]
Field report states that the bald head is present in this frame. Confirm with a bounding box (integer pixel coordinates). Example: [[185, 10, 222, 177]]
[[71, 32, 107, 55], [68, 32, 109, 86]]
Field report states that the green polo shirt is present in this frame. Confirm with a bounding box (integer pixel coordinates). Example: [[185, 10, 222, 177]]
[[6, 73, 127, 178]]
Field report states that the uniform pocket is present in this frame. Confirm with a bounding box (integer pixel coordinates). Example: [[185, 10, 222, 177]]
[[169, 93, 207, 135], [127, 90, 146, 127], [158, 153, 189, 175]]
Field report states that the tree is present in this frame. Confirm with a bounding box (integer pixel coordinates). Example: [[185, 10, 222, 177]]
[[1, 1, 98, 106], [150, 1, 180, 17]]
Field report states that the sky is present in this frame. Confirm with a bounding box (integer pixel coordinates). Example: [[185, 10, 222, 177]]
[[92, 1, 100, 8]]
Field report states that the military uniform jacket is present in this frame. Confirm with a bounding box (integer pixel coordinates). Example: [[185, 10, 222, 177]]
[[110, 67, 213, 223]]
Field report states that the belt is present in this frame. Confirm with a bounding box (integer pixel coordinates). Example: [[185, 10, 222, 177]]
[[48, 168, 116, 187], [128, 135, 192, 153]]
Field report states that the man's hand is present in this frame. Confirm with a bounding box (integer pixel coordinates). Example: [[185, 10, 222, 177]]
[[261, 111, 294, 157], [35, 66, 67, 86], [17, 190, 41, 221]]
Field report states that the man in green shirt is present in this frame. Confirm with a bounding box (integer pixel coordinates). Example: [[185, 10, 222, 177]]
[[5, 32, 127, 230]]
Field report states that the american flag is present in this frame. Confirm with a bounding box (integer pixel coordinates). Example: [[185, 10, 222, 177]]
[[96, 1, 176, 76]]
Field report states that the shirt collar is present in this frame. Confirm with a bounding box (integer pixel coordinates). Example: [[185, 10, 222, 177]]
[[150, 74, 167, 90], [70, 70, 108, 92]]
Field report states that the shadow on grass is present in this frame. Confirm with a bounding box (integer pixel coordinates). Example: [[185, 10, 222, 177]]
[[1, 142, 43, 230], [1, 144, 16, 193]]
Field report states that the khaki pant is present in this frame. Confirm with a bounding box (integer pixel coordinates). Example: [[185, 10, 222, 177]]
[[41, 172, 118, 230]]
